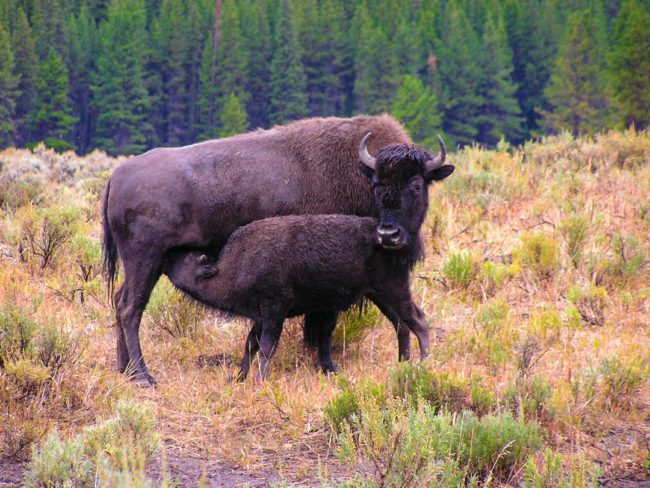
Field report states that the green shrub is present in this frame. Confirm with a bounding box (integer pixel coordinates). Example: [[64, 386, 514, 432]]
[[34, 323, 82, 376], [0, 301, 38, 367], [1, 299, 82, 379], [323, 376, 385, 433], [566, 284, 607, 326], [504, 375, 555, 423], [559, 215, 589, 268], [521, 448, 601, 488], [4, 358, 50, 396], [331, 305, 381, 350], [18, 205, 81, 269], [572, 355, 650, 412], [597, 356, 649, 410], [479, 260, 515, 296], [24, 430, 93, 488], [454, 410, 542, 480], [386, 363, 493, 414], [442, 251, 477, 289], [336, 400, 541, 486], [470, 301, 514, 372], [24, 400, 161, 487], [515, 307, 561, 374], [68, 235, 103, 303], [607, 233, 647, 286], [0, 177, 43, 211], [513, 232, 560, 281], [145, 277, 208, 339]]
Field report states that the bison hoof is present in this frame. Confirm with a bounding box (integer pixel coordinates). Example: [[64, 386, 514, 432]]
[[317, 361, 339, 374], [130, 371, 157, 388]]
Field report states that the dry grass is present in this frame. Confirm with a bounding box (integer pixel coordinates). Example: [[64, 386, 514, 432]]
[[0, 132, 649, 486]]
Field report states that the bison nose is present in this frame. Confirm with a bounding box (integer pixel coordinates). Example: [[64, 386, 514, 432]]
[[377, 225, 400, 239], [376, 225, 403, 249]]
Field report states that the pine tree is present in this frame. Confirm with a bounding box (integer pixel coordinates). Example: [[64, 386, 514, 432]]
[[610, 0, 650, 129], [476, 10, 523, 146], [150, 0, 189, 146], [182, 1, 207, 142], [240, 0, 272, 128], [391, 74, 441, 149], [65, 6, 96, 154], [435, 0, 482, 147], [0, 22, 18, 147], [218, 92, 249, 137], [10, 7, 37, 146], [352, 2, 397, 114], [31, 0, 66, 59], [92, 0, 152, 155], [28, 48, 77, 151], [198, 31, 219, 140], [294, 0, 349, 118], [268, 0, 307, 125], [216, 0, 248, 105], [542, 9, 613, 135], [503, 0, 560, 138]]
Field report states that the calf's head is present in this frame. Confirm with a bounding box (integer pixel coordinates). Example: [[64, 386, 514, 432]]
[[359, 133, 454, 250]]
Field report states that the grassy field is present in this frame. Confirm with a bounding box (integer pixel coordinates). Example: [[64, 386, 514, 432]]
[[0, 130, 648, 487]]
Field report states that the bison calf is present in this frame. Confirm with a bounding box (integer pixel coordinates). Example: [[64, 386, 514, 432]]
[[164, 214, 431, 379]]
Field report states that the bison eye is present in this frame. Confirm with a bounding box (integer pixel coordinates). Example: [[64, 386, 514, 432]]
[[411, 181, 422, 193]]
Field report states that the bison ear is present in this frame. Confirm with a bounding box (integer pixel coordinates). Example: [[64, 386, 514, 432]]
[[425, 164, 455, 182]]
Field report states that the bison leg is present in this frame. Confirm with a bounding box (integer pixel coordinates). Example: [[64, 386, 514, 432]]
[[370, 288, 431, 361], [113, 285, 130, 373], [369, 296, 412, 361], [257, 319, 285, 380], [304, 311, 339, 374], [405, 300, 430, 360], [237, 321, 262, 381], [115, 258, 162, 387]]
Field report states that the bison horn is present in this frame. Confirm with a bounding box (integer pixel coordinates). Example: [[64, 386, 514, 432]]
[[424, 135, 447, 173], [359, 132, 377, 170]]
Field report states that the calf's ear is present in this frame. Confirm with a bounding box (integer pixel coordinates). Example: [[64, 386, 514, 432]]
[[425, 164, 455, 182]]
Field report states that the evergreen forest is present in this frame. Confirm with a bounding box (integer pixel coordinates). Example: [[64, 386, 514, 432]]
[[0, 0, 649, 155]]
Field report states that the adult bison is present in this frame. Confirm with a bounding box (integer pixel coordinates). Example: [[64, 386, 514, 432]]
[[102, 115, 447, 386]]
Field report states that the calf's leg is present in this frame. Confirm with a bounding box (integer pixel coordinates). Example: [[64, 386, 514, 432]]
[[368, 295, 412, 361], [237, 321, 262, 380], [304, 310, 339, 373], [370, 289, 430, 361], [257, 313, 285, 380]]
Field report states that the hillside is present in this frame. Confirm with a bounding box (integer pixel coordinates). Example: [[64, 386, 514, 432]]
[[0, 129, 649, 487]]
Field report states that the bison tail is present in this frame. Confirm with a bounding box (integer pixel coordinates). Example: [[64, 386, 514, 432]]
[[101, 178, 118, 306]]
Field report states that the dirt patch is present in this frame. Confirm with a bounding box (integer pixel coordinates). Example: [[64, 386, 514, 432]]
[[146, 440, 345, 487], [0, 458, 25, 488]]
